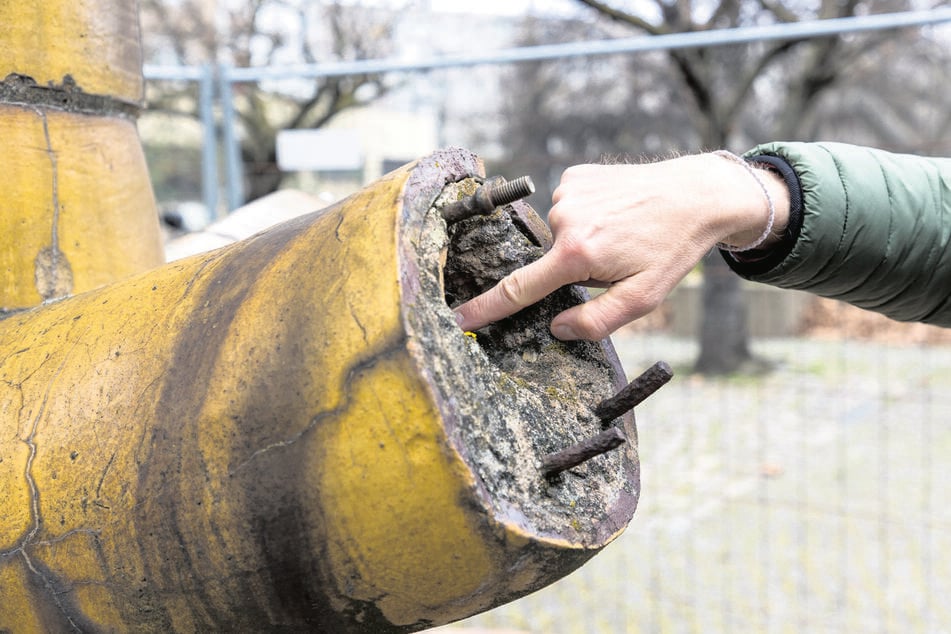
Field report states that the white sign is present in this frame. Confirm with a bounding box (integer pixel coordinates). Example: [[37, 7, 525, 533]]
[[276, 128, 363, 172]]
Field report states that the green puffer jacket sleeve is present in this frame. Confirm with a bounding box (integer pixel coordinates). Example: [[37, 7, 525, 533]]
[[725, 141, 951, 326]]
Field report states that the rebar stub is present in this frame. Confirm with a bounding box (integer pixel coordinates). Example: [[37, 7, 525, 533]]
[[595, 361, 674, 423], [541, 427, 627, 478]]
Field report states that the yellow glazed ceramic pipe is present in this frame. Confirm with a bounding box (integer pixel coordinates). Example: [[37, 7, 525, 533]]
[[0, 0, 163, 310], [0, 149, 639, 631]]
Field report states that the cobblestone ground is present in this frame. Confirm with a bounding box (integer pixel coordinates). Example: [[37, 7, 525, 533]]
[[440, 332, 951, 634]]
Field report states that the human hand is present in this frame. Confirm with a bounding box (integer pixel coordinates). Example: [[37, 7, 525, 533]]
[[453, 152, 790, 341]]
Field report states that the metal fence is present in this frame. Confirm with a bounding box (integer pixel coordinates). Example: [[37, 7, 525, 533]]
[[144, 10, 951, 633], [143, 9, 951, 217]]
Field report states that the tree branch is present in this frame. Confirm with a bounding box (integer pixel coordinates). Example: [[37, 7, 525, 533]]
[[722, 38, 802, 125], [574, 0, 667, 34], [757, 0, 798, 23]]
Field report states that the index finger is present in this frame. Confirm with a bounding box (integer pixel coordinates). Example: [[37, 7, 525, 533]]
[[453, 250, 578, 332]]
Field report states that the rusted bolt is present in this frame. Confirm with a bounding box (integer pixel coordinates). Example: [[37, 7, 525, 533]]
[[441, 175, 535, 223], [489, 175, 535, 207], [541, 427, 626, 478], [594, 361, 673, 423]]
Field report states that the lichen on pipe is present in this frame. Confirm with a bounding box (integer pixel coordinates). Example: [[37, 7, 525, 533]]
[[0, 148, 639, 632]]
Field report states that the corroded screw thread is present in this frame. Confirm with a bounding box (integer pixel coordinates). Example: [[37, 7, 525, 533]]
[[594, 360, 674, 422], [541, 427, 626, 478], [440, 175, 536, 223], [487, 175, 535, 208]]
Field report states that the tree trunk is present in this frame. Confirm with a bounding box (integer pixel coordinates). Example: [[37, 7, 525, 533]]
[[694, 117, 753, 374], [245, 156, 285, 202], [694, 250, 752, 374]]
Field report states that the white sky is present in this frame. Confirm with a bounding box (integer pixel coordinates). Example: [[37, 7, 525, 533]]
[[335, 0, 586, 18], [425, 0, 582, 16]]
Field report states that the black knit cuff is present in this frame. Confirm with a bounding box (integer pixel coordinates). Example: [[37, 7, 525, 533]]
[[721, 153, 804, 277]]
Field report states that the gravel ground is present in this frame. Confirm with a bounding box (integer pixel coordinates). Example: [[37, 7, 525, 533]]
[[440, 332, 951, 634]]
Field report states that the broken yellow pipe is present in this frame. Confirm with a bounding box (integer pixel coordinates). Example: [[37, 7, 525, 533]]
[[0, 0, 163, 310], [1, 2, 641, 629], [0, 149, 640, 631]]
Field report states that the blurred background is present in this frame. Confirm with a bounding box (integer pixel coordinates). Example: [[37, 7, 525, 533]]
[[140, 1, 951, 631]]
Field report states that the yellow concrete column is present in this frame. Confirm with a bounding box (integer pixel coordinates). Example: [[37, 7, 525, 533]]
[[0, 0, 163, 310]]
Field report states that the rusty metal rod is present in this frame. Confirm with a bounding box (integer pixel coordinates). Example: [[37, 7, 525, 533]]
[[489, 175, 535, 207], [541, 427, 626, 478], [594, 360, 673, 422], [440, 175, 535, 223]]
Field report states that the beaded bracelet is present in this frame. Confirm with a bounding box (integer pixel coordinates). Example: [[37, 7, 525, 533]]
[[713, 149, 776, 252]]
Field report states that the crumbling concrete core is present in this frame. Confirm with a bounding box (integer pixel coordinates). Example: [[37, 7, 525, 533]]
[[404, 173, 638, 545]]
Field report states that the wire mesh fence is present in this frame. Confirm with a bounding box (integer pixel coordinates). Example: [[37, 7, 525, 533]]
[[445, 317, 951, 633]]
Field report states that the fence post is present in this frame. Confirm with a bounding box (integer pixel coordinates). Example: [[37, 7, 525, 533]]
[[198, 64, 220, 218], [218, 65, 244, 211]]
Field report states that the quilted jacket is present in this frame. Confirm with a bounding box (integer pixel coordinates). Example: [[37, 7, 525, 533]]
[[724, 141, 951, 326]]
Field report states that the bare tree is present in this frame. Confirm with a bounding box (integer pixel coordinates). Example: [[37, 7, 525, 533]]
[[494, 1, 950, 374], [140, 0, 401, 202], [487, 18, 696, 211]]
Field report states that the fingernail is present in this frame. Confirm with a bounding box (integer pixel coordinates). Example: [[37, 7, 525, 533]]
[[453, 310, 466, 327], [551, 324, 578, 340]]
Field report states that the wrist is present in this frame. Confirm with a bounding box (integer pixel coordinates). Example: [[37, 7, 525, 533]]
[[704, 151, 791, 251]]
